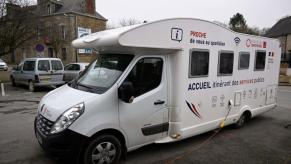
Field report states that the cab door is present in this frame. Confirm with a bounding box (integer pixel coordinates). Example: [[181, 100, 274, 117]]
[[118, 56, 168, 148]]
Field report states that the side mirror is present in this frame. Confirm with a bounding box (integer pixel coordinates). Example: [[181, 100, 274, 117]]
[[118, 81, 134, 103], [79, 71, 83, 76]]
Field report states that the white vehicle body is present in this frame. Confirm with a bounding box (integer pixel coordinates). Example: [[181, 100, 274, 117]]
[[35, 18, 280, 163], [0, 59, 8, 71], [11, 58, 65, 91]]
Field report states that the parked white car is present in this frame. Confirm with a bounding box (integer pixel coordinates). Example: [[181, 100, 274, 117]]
[[63, 63, 89, 82], [0, 59, 8, 71], [11, 58, 65, 91]]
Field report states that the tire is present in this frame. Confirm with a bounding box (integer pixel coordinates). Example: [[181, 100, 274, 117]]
[[84, 135, 122, 164], [11, 77, 16, 86], [234, 113, 246, 128], [28, 81, 35, 92]]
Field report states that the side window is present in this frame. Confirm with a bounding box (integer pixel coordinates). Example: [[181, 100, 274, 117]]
[[238, 52, 250, 70], [189, 50, 209, 77], [254, 51, 266, 71], [64, 64, 73, 71], [38, 60, 50, 71], [218, 51, 234, 75], [23, 61, 35, 71], [125, 58, 163, 97], [73, 64, 80, 71], [51, 60, 63, 70]]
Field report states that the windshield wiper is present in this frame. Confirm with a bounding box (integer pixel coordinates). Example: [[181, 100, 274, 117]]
[[77, 83, 93, 89]]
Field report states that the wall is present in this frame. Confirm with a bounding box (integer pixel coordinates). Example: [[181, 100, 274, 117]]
[[2, 13, 106, 65], [76, 15, 106, 63]]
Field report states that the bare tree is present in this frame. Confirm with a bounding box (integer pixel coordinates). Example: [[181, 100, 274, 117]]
[[118, 18, 141, 27], [0, 0, 40, 58], [43, 23, 67, 58]]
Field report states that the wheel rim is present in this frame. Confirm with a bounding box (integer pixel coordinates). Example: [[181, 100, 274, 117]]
[[91, 142, 116, 164]]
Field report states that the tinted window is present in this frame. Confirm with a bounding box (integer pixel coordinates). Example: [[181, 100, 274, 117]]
[[23, 61, 35, 71], [51, 60, 63, 70], [239, 52, 250, 70], [218, 52, 234, 75], [65, 64, 80, 71], [255, 51, 266, 70], [38, 60, 50, 71], [190, 50, 209, 77], [124, 58, 163, 97]]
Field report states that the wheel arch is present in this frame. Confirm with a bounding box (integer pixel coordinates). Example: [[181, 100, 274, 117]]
[[239, 105, 252, 120]]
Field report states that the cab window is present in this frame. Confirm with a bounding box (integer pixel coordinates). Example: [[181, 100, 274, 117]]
[[124, 57, 163, 97], [23, 61, 35, 71]]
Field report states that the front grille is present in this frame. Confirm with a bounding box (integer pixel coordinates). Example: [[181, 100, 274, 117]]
[[36, 114, 54, 137]]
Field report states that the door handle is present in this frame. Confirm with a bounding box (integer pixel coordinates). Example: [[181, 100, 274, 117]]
[[154, 100, 165, 105]]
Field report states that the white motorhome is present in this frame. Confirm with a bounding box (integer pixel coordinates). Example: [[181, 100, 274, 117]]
[[34, 18, 281, 164]]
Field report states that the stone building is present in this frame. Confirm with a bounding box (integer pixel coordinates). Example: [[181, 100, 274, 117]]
[[265, 16, 291, 67], [3, 0, 107, 64]]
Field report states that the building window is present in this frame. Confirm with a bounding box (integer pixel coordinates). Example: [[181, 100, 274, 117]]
[[254, 50, 266, 71], [47, 4, 51, 14], [62, 48, 67, 60], [238, 52, 250, 70], [189, 49, 209, 77], [218, 51, 234, 76], [48, 48, 54, 57], [61, 25, 66, 40]]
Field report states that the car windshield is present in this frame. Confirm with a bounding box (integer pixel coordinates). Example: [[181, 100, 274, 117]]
[[69, 53, 134, 94], [0, 59, 3, 62]]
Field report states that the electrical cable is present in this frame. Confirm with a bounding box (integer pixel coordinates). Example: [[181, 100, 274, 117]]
[[165, 101, 232, 164]]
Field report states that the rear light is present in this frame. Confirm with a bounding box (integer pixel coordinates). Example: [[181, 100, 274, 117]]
[[35, 75, 40, 83]]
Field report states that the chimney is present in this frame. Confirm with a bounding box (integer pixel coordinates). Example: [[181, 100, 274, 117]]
[[85, 0, 95, 15]]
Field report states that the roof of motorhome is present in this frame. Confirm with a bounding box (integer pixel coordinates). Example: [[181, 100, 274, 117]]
[[72, 18, 278, 50]]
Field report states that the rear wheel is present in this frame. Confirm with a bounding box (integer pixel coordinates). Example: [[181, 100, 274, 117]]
[[84, 135, 122, 164], [28, 81, 35, 92], [234, 113, 246, 128]]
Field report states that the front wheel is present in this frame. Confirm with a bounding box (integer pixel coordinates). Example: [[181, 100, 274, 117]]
[[84, 135, 122, 164]]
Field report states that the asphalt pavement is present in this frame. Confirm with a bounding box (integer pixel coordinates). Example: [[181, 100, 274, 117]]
[[0, 84, 290, 164]]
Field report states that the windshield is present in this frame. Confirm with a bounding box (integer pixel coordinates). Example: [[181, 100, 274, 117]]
[[69, 53, 134, 94]]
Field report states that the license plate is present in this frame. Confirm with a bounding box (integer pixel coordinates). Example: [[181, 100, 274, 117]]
[[40, 75, 51, 80], [36, 132, 43, 145]]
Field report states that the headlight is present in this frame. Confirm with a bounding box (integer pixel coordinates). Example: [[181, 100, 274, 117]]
[[50, 103, 85, 134]]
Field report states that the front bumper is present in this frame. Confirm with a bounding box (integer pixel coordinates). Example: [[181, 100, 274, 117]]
[[34, 115, 88, 162], [0, 66, 8, 71]]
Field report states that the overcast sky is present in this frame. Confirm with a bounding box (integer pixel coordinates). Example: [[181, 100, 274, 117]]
[[95, 0, 291, 28]]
